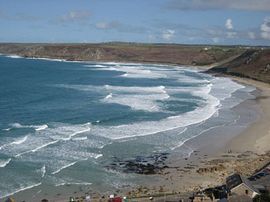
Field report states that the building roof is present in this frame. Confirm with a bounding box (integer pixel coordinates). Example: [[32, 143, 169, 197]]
[[226, 173, 259, 193]]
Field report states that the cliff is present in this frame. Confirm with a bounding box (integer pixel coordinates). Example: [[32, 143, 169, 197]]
[[0, 43, 243, 66], [0, 43, 269, 83], [207, 49, 270, 83]]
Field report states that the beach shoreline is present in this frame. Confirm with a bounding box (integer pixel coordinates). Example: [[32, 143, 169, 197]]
[[82, 76, 270, 202], [90, 76, 270, 202], [2, 55, 270, 202], [140, 76, 270, 201]]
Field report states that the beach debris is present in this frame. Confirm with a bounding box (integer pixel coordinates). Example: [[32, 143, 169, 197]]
[[41, 199, 49, 202]]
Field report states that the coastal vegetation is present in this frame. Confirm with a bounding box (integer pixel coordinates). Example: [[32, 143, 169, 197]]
[[0, 43, 269, 83]]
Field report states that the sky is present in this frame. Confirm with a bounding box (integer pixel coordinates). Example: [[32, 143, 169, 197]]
[[0, 0, 270, 45]]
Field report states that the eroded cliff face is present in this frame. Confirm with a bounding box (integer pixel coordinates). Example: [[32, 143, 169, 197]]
[[0, 43, 243, 65]]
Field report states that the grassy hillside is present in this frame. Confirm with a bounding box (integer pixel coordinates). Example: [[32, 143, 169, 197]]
[[207, 49, 270, 83], [0, 43, 243, 66], [0, 42, 269, 83]]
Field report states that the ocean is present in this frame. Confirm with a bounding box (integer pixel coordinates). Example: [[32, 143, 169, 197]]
[[0, 55, 256, 199]]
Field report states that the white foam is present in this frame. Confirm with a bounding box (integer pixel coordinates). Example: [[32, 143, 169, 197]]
[[55, 182, 92, 187], [41, 165, 46, 178], [51, 152, 102, 175], [0, 158, 11, 168], [88, 64, 167, 79], [10, 123, 24, 128], [50, 127, 91, 141], [5, 55, 23, 59], [10, 135, 28, 145], [210, 77, 245, 101], [27, 57, 66, 62], [51, 161, 79, 175], [0, 135, 29, 150], [103, 94, 168, 112], [105, 93, 113, 99], [31, 140, 59, 153], [0, 182, 42, 199], [92, 64, 107, 68], [58, 84, 170, 112], [0, 122, 94, 162], [89, 84, 221, 140], [0, 135, 28, 150], [95, 154, 103, 159], [15, 140, 59, 157], [35, 124, 48, 131], [72, 136, 88, 141], [9, 123, 48, 131]]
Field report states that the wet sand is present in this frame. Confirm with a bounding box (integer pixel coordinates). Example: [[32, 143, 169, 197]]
[[135, 76, 270, 200], [58, 77, 270, 202], [92, 76, 270, 201], [8, 74, 270, 202]]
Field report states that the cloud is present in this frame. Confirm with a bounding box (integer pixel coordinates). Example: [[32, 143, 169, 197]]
[[225, 19, 233, 30], [148, 34, 156, 42], [15, 13, 40, 21], [95, 21, 146, 33], [166, 0, 270, 11], [96, 21, 120, 29], [59, 10, 91, 23], [0, 10, 40, 21], [248, 32, 256, 39], [161, 29, 175, 41], [212, 37, 219, 43], [261, 17, 270, 40], [226, 31, 237, 38]]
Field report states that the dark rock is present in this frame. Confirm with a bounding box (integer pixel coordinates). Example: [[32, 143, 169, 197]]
[[106, 153, 170, 175]]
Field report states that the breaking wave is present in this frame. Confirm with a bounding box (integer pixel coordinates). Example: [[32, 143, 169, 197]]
[[5, 55, 23, 59], [51, 161, 78, 175], [0, 182, 42, 199], [41, 165, 46, 178], [0, 60, 254, 197], [9, 123, 48, 131], [87, 64, 168, 79], [10, 135, 28, 145], [0, 158, 12, 168]]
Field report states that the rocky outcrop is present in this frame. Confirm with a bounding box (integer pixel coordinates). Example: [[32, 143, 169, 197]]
[[106, 153, 169, 175]]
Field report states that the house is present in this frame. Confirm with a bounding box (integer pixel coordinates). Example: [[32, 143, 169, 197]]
[[192, 192, 213, 202], [226, 173, 260, 199]]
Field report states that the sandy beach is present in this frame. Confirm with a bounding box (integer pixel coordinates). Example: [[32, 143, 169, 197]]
[[1, 0, 269, 200], [226, 77, 270, 154], [44, 76, 270, 202], [132, 76, 270, 200], [3, 60, 270, 202]]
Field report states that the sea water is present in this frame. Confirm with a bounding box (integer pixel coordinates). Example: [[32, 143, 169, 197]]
[[0, 55, 256, 199]]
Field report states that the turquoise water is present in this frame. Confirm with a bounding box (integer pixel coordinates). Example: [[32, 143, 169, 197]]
[[0, 55, 255, 199]]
